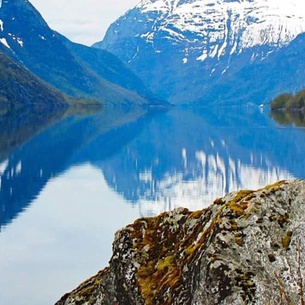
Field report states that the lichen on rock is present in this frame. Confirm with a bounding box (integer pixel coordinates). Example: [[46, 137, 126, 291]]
[[55, 179, 305, 305]]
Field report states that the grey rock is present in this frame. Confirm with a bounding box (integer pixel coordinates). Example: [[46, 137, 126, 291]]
[[56, 179, 305, 305]]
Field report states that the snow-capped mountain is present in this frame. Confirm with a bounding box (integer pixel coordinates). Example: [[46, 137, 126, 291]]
[[96, 0, 305, 105], [136, 0, 305, 61]]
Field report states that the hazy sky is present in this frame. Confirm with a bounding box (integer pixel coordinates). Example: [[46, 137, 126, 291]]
[[30, 0, 139, 46]]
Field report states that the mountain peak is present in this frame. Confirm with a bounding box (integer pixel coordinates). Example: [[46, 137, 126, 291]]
[[133, 0, 305, 61], [0, 0, 164, 106], [97, 0, 305, 105], [0, 0, 52, 51]]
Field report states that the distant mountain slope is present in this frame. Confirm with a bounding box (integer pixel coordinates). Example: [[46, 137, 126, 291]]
[[0, 0, 161, 106], [95, 0, 305, 105], [58, 35, 156, 103], [0, 47, 69, 106], [188, 32, 305, 105]]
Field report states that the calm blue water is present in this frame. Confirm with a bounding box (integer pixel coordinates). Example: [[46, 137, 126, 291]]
[[0, 105, 305, 305]]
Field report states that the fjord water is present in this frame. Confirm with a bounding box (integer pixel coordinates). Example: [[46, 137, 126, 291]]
[[0, 105, 305, 305]]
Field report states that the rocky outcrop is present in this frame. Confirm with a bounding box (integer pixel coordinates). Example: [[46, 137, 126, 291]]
[[56, 180, 305, 304]]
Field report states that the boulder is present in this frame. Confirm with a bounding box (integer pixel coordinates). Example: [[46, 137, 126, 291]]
[[56, 179, 305, 305]]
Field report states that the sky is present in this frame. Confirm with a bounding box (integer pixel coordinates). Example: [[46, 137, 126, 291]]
[[30, 0, 139, 46]]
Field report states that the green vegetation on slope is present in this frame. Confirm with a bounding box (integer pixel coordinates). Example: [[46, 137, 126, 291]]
[[270, 110, 305, 127], [0, 50, 99, 107], [270, 89, 305, 111], [269, 88, 305, 126], [0, 50, 66, 106]]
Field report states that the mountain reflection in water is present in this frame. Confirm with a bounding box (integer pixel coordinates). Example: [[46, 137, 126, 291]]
[[1, 104, 305, 305], [0, 104, 151, 230], [99, 106, 303, 215], [1, 105, 305, 229]]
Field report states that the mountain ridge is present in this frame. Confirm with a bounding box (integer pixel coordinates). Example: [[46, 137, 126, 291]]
[[0, 0, 162, 106], [96, 0, 305, 105], [99, 0, 305, 63]]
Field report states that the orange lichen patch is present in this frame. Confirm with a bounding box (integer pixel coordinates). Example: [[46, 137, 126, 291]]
[[258, 182, 287, 207], [282, 231, 292, 249], [158, 262, 181, 288], [235, 234, 244, 247], [190, 210, 204, 219], [137, 250, 183, 304], [225, 181, 287, 220], [139, 260, 182, 305], [133, 208, 223, 305], [184, 242, 200, 257], [181, 210, 224, 259], [133, 183, 290, 304], [228, 220, 239, 231], [269, 213, 290, 228], [228, 193, 253, 216], [65, 268, 108, 301], [209, 254, 218, 263], [263, 180, 287, 192], [130, 216, 160, 250], [214, 197, 224, 205], [226, 189, 264, 217], [234, 189, 255, 201], [130, 211, 190, 304]]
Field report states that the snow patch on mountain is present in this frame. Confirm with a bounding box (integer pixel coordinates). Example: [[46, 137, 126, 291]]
[[16, 37, 23, 47], [0, 20, 3, 32], [135, 0, 305, 61], [0, 37, 10, 49]]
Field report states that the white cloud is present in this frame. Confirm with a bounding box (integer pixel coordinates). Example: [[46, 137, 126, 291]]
[[30, 0, 139, 45]]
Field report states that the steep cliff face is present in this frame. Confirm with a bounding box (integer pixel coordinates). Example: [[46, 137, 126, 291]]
[[56, 179, 305, 304]]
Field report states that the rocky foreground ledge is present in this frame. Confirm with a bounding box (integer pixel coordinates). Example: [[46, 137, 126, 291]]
[[56, 180, 305, 305]]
